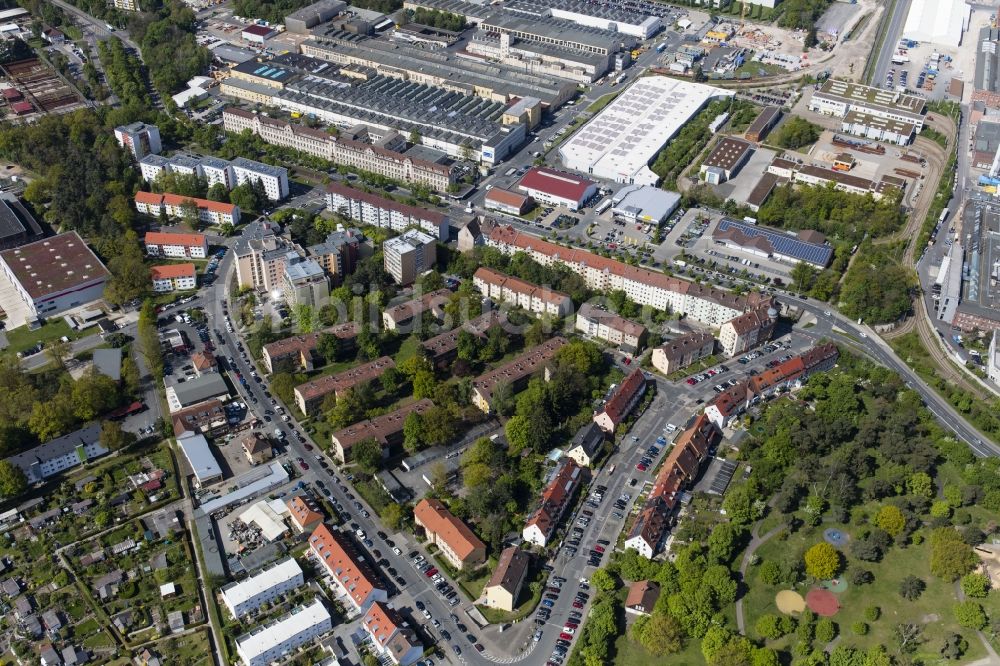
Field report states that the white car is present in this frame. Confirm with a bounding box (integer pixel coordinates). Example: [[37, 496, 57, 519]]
[[393, 547, 402, 555]]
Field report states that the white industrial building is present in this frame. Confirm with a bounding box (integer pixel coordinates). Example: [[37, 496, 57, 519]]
[[609, 185, 681, 224], [903, 0, 970, 48], [221, 558, 305, 619], [559, 77, 730, 185], [235, 598, 332, 666], [175, 432, 223, 487]]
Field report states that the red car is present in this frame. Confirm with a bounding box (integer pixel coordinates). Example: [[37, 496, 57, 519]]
[[564, 623, 578, 630], [425, 568, 438, 577], [594, 545, 605, 553], [572, 601, 583, 609], [623, 357, 632, 365], [559, 633, 573, 641], [298, 461, 309, 470], [686, 378, 696, 385], [636, 463, 647, 471], [304, 443, 313, 450]]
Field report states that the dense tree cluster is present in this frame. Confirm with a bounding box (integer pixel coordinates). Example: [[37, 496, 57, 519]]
[[98, 38, 151, 107], [126, 2, 211, 97], [839, 245, 916, 324], [407, 8, 466, 31], [757, 183, 906, 243], [772, 116, 821, 149], [233, 0, 322, 23], [777, 0, 832, 30]]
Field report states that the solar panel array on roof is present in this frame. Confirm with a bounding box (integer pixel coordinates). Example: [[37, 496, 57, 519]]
[[715, 218, 833, 267]]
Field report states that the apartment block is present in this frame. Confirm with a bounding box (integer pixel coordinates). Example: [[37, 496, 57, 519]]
[[114, 122, 161, 159], [144, 231, 208, 259], [261, 322, 359, 374], [5, 424, 108, 484], [523, 459, 585, 546], [330, 399, 434, 463], [472, 266, 572, 318], [231, 157, 289, 201], [220, 558, 304, 619], [384, 230, 437, 286], [283, 257, 330, 308], [363, 602, 424, 666], [150, 263, 197, 293], [235, 598, 331, 666], [382, 289, 451, 332], [327, 183, 449, 241], [718, 306, 776, 357], [294, 357, 395, 416], [574, 302, 647, 353], [651, 331, 715, 374], [471, 337, 567, 413], [309, 524, 388, 612], [593, 367, 648, 433], [483, 546, 530, 612], [223, 108, 456, 192], [414, 499, 486, 571], [134, 192, 241, 226]]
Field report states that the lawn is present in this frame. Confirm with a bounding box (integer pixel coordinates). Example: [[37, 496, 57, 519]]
[[743, 520, 985, 663], [614, 626, 705, 666], [587, 91, 622, 114], [393, 334, 422, 365], [1, 318, 97, 359]]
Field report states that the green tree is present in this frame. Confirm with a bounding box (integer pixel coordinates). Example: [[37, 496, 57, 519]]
[[873, 505, 906, 537], [352, 437, 383, 473], [804, 542, 842, 580], [412, 370, 437, 400], [702, 565, 738, 604], [402, 411, 425, 453], [953, 600, 987, 629], [722, 484, 763, 524], [752, 647, 780, 666], [907, 472, 934, 498], [708, 523, 745, 565], [862, 645, 891, 666], [230, 183, 262, 213], [207, 182, 230, 202], [773, 116, 821, 149], [758, 560, 782, 585], [635, 612, 684, 655], [590, 568, 616, 593], [961, 573, 990, 598], [505, 414, 542, 456], [380, 366, 404, 396], [0, 460, 27, 498], [899, 574, 926, 601], [316, 332, 342, 364], [930, 528, 978, 581], [816, 618, 837, 643], [383, 503, 404, 529], [270, 373, 297, 406], [755, 614, 786, 640], [790, 261, 817, 294], [101, 420, 135, 451]]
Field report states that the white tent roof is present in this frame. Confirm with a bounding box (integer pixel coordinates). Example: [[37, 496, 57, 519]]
[[903, 0, 970, 48]]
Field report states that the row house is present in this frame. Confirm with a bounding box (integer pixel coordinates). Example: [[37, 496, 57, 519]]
[[134, 191, 241, 226], [471, 337, 566, 413], [143, 231, 208, 259], [472, 266, 572, 318], [593, 367, 649, 434], [522, 459, 586, 547]]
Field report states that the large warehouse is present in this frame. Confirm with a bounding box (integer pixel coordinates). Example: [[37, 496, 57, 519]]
[[902, 0, 970, 48], [559, 76, 730, 185]]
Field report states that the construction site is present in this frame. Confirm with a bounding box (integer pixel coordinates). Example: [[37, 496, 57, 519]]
[[0, 57, 85, 120]]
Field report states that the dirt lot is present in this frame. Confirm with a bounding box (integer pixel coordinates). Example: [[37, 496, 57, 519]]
[[1, 57, 83, 118]]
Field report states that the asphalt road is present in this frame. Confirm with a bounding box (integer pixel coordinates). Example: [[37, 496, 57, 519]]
[[870, 0, 912, 85]]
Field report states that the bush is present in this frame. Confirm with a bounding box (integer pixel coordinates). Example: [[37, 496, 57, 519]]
[[961, 573, 991, 598], [815, 618, 837, 643], [758, 560, 782, 585], [899, 575, 926, 601], [849, 567, 874, 586], [864, 606, 881, 622], [954, 600, 988, 629], [851, 622, 868, 636]]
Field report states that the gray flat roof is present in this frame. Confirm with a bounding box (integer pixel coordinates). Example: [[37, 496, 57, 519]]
[[482, 11, 620, 51], [231, 156, 288, 178], [173, 373, 230, 407], [176, 433, 222, 482], [610, 185, 680, 223], [212, 43, 259, 64], [0, 193, 40, 242], [6, 424, 102, 472]]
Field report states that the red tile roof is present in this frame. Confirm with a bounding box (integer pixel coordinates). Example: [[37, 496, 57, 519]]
[[414, 499, 485, 562], [486, 546, 530, 595], [363, 601, 402, 648], [144, 231, 207, 248], [135, 192, 237, 215], [474, 266, 571, 306], [577, 303, 647, 340], [383, 289, 452, 325], [595, 368, 647, 430], [150, 263, 196, 280], [286, 495, 324, 530], [472, 337, 566, 406], [525, 459, 583, 538], [331, 399, 434, 452], [263, 322, 360, 362], [485, 188, 532, 209], [309, 523, 382, 608], [518, 167, 596, 203], [295, 356, 395, 403]]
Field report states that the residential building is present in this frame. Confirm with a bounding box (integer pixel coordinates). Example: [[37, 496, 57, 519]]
[[261, 322, 359, 373], [517, 167, 597, 211], [363, 602, 424, 666], [231, 157, 289, 201], [294, 357, 396, 416], [413, 499, 487, 571], [330, 399, 434, 463], [151, 263, 197, 293], [285, 495, 324, 533], [143, 231, 208, 259], [483, 546, 530, 612], [306, 228, 363, 284], [383, 230, 437, 285], [651, 332, 715, 375], [109, 0, 140, 10], [283, 257, 330, 308], [223, 108, 456, 192], [0, 193, 43, 251], [705, 343, 839, 428], [0, 231, 110, 320], [170, 399, 228, 437], [523, 459, 585, 546], [718, 305, 777, 357], [700, 137, 753, 184], [420, 311, 501, 369], [807, 79, 926, 131], [240, 432, 272, 465], [221, 558, 305, 619], [593, 367, 648, 433], [191, 351, 217, 376], [472, 266, 573, 318], [382, 289, 451, 332], [457, 218, 494, 253], [235, 598, 332, 666], [309, 523, 388, 612], [175, 432, 223, 487], [625, 580, 660, 616], [712, 218, 833, 268], [114, 122, 161, 159], [483, 225, 775, 327], [134, 192, 241, 226], [564, 422, 605, 467], [5, 424, 108, 484], [484, 187, 535, 215], [574, 302, 647, 353], [234, 221, 302, 292], [624, 415, 718, 557], [327, 183, 449, 242], [471, 337, 567, 413], [138, 154, 171, 183]]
